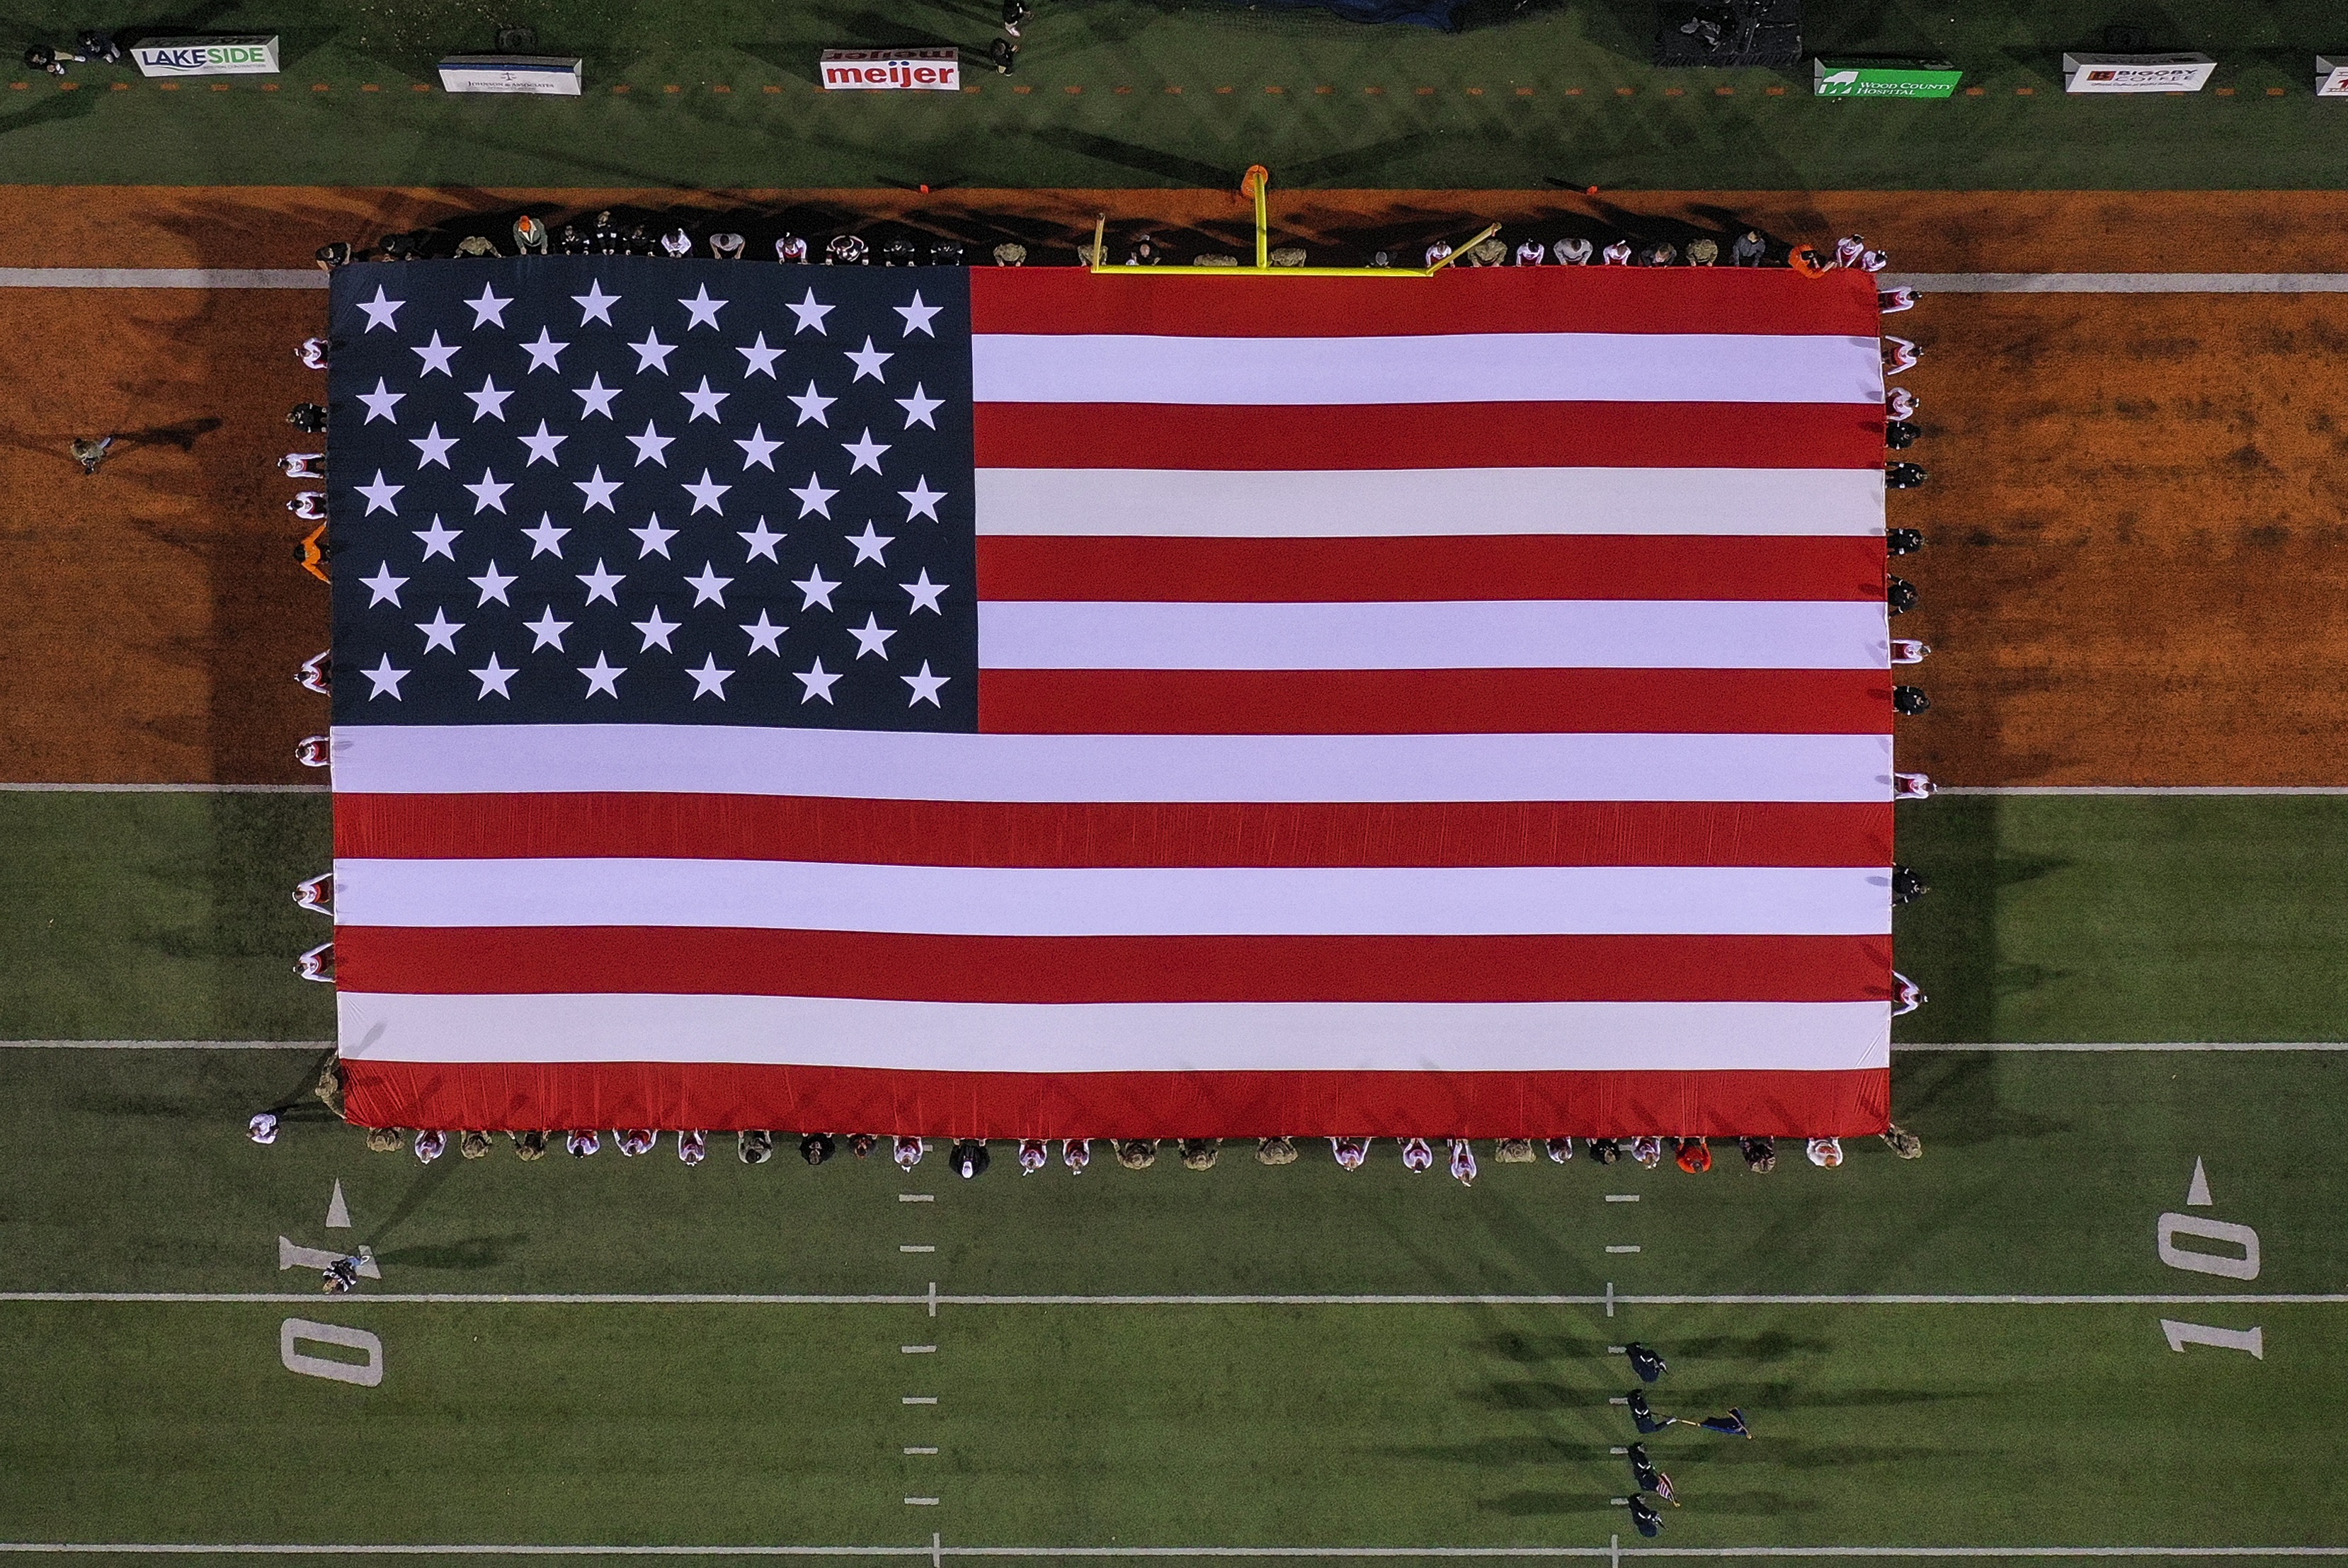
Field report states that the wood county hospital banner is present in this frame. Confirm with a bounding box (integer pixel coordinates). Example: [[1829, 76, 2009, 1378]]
[[321, 257, 1896, 1138]]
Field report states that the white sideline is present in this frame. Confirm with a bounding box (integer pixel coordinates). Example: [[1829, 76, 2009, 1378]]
[[1885, 273, 2348, 294], [1, 1546, 2344, 1560], [10, 1041, 2343, 1053], [1893, 1043, 2348, 1053], [1934, 786, 2348, 796], [0, 783, 328, 793], [2, 1291, 2340, 1307], [0, 1041, 331, 1051], [0, 268, 328, 290]]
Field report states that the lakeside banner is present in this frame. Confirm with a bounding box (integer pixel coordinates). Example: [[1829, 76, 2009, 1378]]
[[1813, 58, 1964, 97], [2061, 52, 2217, 92], [131, 35, 279, 76], [821, 48, 961, 91]]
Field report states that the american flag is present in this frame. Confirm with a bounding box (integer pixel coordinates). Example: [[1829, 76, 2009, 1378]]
[[326, 258, 1893, 1139]]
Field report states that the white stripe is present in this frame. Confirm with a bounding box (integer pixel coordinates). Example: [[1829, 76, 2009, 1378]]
[[335, 860, 1888, 937], [976, 469, 1886, 537], [1886, 272, 2348, 294], [978, 600, 1888, 671], [330, 726, 1894, 803], [336, 994, 1889, 1072], [0, 267, 329, 290], [971, 333, 1884, 407]]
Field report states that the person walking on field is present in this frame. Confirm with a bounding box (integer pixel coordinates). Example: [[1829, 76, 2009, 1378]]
[[71, 435, 115, 476]]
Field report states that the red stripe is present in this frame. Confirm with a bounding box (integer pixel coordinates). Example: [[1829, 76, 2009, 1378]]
[[337, 927, 1890, 1005], [977, 534, 1886, 603], [343, 1058, 1892, 1139], [979, 668, 1891, 736], [974, 401, 1882, 471], [968, 266, 1883, 341], [335, 794, 1891, 869]]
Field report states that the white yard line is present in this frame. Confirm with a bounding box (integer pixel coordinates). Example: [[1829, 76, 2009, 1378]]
[[1, 1547, 2342, 1560], [1933, 786, 2348, 796], [3, 1292, 2339, 1307], [0, 1041, 331, 1051], [0, 268, 329, 290], [1893, 1043, 2348, 1053], [1886, 273, 2348, 294], [0, 782, 329, 792]]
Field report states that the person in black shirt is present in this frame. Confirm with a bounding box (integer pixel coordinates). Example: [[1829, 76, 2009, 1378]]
[[1625, 1344, 1668, 1383], [950, 1139, 991, 1178], [1891, 865, 1927, 905], [1888, 527, 1924, 556], [1893, 685, 1931, 716], [800, 1133, 835, 1166], [287, 404, 327, 435], [1628, 1390, 1671, 1433], [1888, 576, 1917, 614], [1627, 1497, 1663, 1537]]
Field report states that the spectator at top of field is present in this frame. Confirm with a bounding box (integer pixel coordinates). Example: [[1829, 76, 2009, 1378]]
[[513, 215, 549, 254], [1686, 237, 1719, 265], [1730, 229, 1768, 265], [709, 231, 746, 260], [1555, 238, 1594, 265], [661, 227, 693, 258], [1602, 240, 1634, 265]]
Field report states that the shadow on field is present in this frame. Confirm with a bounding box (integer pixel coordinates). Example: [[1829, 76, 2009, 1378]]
[[377, 1232, 532, 1271], [1478, 1492, 1625, 1518]]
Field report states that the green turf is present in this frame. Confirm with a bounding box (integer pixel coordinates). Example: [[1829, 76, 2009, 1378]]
[[0, 1047, 2333, 1550], [8, 791, 2347, 1048], [0, 0, 2344, 188]]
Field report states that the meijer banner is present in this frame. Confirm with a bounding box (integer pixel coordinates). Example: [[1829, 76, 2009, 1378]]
[[2318, 57, 2348, 96], [1813, 58, 1964, 97], [132, 35, 280, 76], [2061, 52, 2217, 92], [821, 48, 960, 91]]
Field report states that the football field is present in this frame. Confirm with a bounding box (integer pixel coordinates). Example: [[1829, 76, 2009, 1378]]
[[3, 793, 2340, 1555]]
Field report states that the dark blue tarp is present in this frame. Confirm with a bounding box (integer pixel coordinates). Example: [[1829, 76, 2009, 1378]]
[[1240, 0, 1466, 30]]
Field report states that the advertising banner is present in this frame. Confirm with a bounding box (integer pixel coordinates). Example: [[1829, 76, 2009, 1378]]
[[820, 48, 961, 91], [437, 55, 583, 94], [2061, 52, 2217, 92], [1813, 58, 1964, 97], [131, 35, 280, 76], [2319, 57, 2348, 96]]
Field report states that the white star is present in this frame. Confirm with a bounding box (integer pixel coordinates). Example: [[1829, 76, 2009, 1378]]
[[577, 559, 625, 605], [680, 375, 729, 422], [362, 654, 409, 699], [469, 560, 517, 605], [785, 287, 835, 335], [842, 428, 891, 474], [902, 660, 950, 707], [788, 381, 836, 427], [415, 607, 464, 653], [411, 516, 461, 559], [737, 518, 786, 562], [896, 384, 942, 429], [628, 328, 676, 374], [678, 285, 728, 329], [360, 562, 407, 607], [525, 606, 572, 650], [572, 279, 621, 326], [573, 372, 621, 418], [471, 653, 517, 699], [578, 653, 626, 699], [411, 330, 460, 377], [845, 336, 894, 383], [520, 326, 569, 372], [574, 467, 622, 512], [792, 565, 839, 610], [687, 653, 736, 700], [465, 375, 514, 422], [356, 469, 404, 515], [734, 424, 781, 471], [845, 522, 894, 565], [790, 471, 837, 519], [465, 469, 513, 514], [358, 378, 404, 423], [901, 568, 949, 614], [894, 291, 942, 336], [632, 605, 681, 651], [740, 610, 788, 655], [685, 562, 734, 607], [846, 613, 897, 660], [409, 423, 457, 468], [465, 283, 512, 329], [898, 476, 945, 522], [630, 515, 678, 559], [518, 420, 567, 465], [736, 332, 783, 378], [356, 285, 403, 332], [683, 469, 732, 515], [794, 657, 842, 704], [627, 420, 676, 467], [522, 514, 570, 558]]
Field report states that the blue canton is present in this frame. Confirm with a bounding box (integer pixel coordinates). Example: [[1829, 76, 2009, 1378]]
[[326, 258, 978, 732]]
